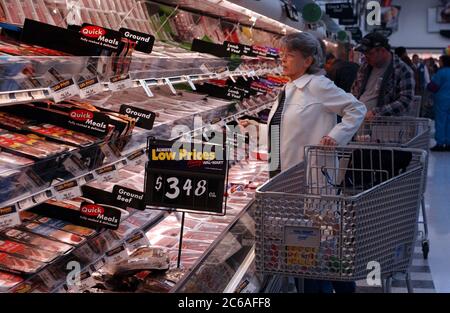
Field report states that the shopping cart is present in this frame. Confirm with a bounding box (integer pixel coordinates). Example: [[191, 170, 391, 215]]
[[254, 145, 427, 293], [350, 116, 431, 259]]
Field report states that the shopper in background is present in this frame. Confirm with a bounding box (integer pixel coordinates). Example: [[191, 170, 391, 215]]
[[428, 55, 450, 151], [239, 32, 366, 293], [395, 46, 414, 69], [412, 54, 431, 95], [352, 33, 415, 120], [426, 57, 439, 77], [326, 45, 360, 93]]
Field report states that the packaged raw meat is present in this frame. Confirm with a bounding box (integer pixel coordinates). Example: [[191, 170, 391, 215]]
[[0, 251, 46, 275], [19, 211, 39, 222], [177, 240, 211, 253], [183, 231, 217, 243], [111, 220, 138, 240], [1, 228, 73, 254], [150, 235, 178, 249], [22, 222, 86, 246], [0, 136, 49, 159], [0, 112, 29, 130], [0, 239, 59, 263], [196, 223, 227, 234], [0, 132, 70, 155], [35, 216, 96, 237], [0, 270, 24, 292], [112, 247, 170, 274], [0, 151, 34, 167], [27, 124, 97, 147]]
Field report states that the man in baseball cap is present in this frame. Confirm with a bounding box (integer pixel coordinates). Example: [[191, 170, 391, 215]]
[[351, 32, 415, 120]]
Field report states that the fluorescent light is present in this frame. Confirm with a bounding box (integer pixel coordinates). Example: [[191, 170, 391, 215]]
[[211, 0, 300, 34]]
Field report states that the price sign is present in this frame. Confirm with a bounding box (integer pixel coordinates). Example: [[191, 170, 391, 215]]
[[0, 205, 20, 229], [109, 74, 134, 91], [78, 76, 104, 99], [53, 180, 82, 201], [144, 139, 228, 215], [49, 78, 79, 103]]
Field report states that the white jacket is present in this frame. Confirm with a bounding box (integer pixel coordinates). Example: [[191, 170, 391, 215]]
[[264, 74, 367, 171]]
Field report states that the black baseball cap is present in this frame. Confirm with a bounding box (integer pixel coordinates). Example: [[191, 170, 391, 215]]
[[355, 32, 390, 52]]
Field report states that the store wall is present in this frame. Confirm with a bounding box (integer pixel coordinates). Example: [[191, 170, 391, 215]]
[[388, 0, 449, 49]]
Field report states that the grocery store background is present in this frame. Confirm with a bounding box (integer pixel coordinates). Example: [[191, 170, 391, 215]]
[[0, 0, 449, 294]]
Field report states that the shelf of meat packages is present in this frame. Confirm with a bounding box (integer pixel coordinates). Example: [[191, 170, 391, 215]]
[[0, 82, 278, 213], [0, 199, 166, 293], [0, 57, 272, 107], [0, 86, 241, 203], [72, 159, 268, 293], [0, 151, 269, 293]]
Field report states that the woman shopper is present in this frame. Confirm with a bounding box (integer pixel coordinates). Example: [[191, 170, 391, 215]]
[[240, 32, 366, 292], [428, 55, 450, 151]]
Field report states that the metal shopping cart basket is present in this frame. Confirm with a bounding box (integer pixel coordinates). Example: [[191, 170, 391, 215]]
[[254, 145, 427, 292], [350, 117, 431, 259]]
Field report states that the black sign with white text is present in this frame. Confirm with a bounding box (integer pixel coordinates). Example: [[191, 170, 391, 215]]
[[79, 202, 121, 230], [113, 185, 145, 210], [119, 28, 155, 53], [119, 104, 155, 130], [326, 3, 354, 19], [144, 139, 227, 215]]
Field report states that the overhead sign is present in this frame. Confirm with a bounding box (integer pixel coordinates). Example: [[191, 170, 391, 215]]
[[326, 3, 354, 19]]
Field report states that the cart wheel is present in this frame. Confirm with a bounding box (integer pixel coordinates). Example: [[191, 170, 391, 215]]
[[422, 240, 429, 259]]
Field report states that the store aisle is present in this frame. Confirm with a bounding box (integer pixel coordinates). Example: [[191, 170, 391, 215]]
[[424, 151, 450, 293]]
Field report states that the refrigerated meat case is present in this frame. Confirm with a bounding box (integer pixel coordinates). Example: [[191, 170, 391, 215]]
[[0, 0, 338, 293]]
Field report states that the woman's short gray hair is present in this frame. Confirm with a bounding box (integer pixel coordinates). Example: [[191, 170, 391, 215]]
[[280, 32, 325, 74]]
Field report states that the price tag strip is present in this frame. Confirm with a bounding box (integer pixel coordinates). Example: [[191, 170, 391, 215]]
[[125, 231, 150, 252], [78, 76, 104, 99], [49, 78, 79, 103], [94, 164, 118, 183], [109, 74, 134, 92], [126, 149, 146, 167], [104, 244, 128, 265], [53, 180, 82, 201], [144, 139, 228, 215], [0, 205, 20, 229]]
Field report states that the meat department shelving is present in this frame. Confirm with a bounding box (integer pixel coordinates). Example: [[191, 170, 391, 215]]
[[0, 0, 338, 293]]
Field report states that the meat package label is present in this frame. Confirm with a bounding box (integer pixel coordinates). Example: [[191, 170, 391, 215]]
[[80, 24, 121, 51], [0, 206, 20, 230], [119, 28, 155, 54], [119, 104, 155, 130], [68, 109, 110, 135], [112, 185, 145, 210], [49, 78, 79, 103], [79, 202, 121, 230]]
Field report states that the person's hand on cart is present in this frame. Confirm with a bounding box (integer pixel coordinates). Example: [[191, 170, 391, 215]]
[[320, 135, 337, 149]]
